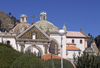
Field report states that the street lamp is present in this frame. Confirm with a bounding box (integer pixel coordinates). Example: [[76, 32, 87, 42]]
[[59, 29, 65, 68]]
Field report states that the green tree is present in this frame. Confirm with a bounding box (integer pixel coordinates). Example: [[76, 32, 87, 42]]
[[94, 35, 100, 50], [74, 54, 100, 68], [10, 55, 45, 68]]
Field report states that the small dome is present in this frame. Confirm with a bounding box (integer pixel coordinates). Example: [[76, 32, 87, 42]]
[[36, 12, 60, 32], [11, 23, 30, 35], [20, 14, 27, 17]]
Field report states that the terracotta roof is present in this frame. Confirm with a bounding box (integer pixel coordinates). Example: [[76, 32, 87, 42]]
[[66, 46, 80, 50], [66, 31, 86, 38], [66, 43, 76, 45], [41, 53, 71, 62]]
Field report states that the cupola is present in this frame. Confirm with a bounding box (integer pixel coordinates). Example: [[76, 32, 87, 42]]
[[20, 14, 27, 23], [40, 12, 47, 20]]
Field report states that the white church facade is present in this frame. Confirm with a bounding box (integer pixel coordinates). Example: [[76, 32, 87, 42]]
[[0, 12, 87, 61]]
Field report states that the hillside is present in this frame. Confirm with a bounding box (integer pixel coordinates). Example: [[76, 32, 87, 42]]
[[0, 10, 19, 32]]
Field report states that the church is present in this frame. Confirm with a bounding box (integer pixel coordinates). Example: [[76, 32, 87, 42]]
[[0, 12, 88, 61]]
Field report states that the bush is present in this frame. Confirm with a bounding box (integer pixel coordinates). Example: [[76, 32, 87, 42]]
[[10, 55, 46, 68], [44, 59, 74, 68], [74, 54, 100, 68], [0, 43, 22, 68]]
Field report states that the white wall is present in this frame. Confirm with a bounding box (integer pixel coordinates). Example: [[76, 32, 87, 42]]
[[67, 50, 80, 60], [66, 38, 86, 51], [2, 37, 17, 50]]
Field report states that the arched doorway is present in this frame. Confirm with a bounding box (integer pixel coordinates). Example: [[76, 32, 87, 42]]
[[49, 38, 59, 55], [25, 45, 43, 56], [7, 41, 10, 45]]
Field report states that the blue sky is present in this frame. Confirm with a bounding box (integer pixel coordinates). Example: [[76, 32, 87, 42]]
[[0, 0, 100, 37]]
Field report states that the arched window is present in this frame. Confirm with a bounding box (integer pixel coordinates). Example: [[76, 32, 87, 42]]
[[7, 41, 10, 45], [72, 39, 74, 43], [22, 17, 24, 22], [80, 40, 82, 44]]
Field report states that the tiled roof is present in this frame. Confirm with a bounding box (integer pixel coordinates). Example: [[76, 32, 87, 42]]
[[66, 31, 86, 38], [66, 46, 80, 50], [66, 43, 76, 45], [41, 53, 71, 62]]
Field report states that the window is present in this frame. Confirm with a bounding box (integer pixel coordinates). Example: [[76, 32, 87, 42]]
[[72, 39, 74, 43], [80, 40, 82, 44], [22, 17, 24, 22], [43, 16, 45, 20], [32, 33, 36, 39]]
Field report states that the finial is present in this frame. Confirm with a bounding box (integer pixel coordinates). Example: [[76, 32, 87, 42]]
[[31, 15, 36, 25], [63, 24, 67, 31], [80, 28, 82, 31]]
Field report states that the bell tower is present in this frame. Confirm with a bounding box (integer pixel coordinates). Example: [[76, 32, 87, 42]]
[[40, 12, 47, 20], [20, 14, 27, 23]]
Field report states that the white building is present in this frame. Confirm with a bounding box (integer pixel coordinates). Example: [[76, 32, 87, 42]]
[[0, 12, 88, 61]]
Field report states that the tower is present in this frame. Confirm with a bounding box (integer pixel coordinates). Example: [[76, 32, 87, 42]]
[[20, 14, 27, 23], [40, 12, 47, 20]]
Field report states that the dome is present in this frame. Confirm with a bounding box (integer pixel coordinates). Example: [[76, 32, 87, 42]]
[[10, 14, 30, 35], [11, 23, 30, 34], [35, 12, 60, 32], [35, 20, 60, 32]]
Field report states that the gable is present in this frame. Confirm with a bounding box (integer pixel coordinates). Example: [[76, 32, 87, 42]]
[[17, 25, 50, 40]]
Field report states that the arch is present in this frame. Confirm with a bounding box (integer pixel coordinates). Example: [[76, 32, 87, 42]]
[[50, 37, 60, 48], [7, 40, 10, 45], [25, 45, 43, 55], [49, 37, 60, 55]]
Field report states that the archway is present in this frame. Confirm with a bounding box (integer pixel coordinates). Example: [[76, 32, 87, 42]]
[[49, 38, 59, 55], [7, 40, 10, 45], [25, 45, 43, 56]]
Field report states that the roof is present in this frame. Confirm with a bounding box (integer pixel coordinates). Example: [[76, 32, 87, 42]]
[[66, 46, 80, 50], [35, 20, 60, 32], [11, 23, 30, 34], [66, 31, 86, 38], [84, 47, 95, 53], [41, 53, 71, 62], [16, 24, 51, 40], [91, 42, 99, 54]]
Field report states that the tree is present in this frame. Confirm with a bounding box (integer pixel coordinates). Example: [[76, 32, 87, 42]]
[[87, 33, 94, 47], [73, 54, 100, 68], [94, 35, 100, 50], [10, 55, 45, 68], [9, 12, 11, 16], [44, 59, 74, 68]]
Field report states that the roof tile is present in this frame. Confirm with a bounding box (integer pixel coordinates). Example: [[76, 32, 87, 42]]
[[66, 46, 80, 50]]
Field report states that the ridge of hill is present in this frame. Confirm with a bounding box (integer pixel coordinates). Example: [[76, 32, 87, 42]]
[[0, 10, 20, 32]]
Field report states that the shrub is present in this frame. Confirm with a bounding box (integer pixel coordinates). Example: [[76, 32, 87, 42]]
[[44, 59, 74, 68], [74, 54, 100, 68], [10, 55, 46, 68], [0, 43, 22, 68]]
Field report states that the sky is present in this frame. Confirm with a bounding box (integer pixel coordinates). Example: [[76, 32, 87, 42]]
[[0, 0, 100, 37]]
